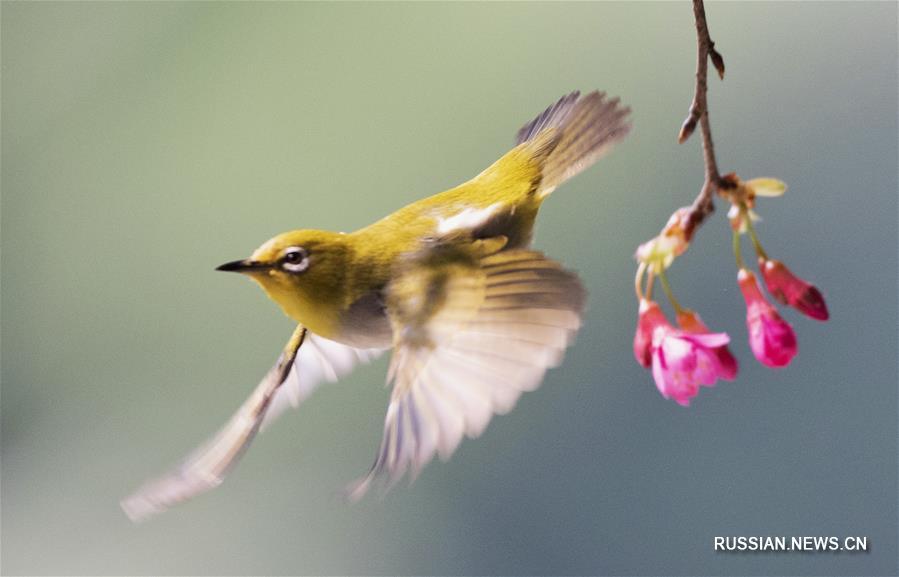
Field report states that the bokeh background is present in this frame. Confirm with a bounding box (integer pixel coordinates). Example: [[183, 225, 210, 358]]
[[2, 2, 896, 575]]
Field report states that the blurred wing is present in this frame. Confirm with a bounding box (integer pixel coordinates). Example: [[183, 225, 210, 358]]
[[262, 335, 384, 429], [346, 248, 586, 500], [121, 329, 381, 522]]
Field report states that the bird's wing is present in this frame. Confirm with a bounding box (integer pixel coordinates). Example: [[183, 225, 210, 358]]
[[121, 327, 382, 522], [346, 245, 586, 500], [261, 335, 384, 429]]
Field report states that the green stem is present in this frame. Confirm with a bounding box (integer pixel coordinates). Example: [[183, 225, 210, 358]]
[[732, 228, 745, 269], [657, 269, 684, 313], [742, 206, 769, 261], [635, 261, 647, 300]]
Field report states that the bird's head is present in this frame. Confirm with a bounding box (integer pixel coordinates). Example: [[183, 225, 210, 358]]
[[217, 229, 351, 336]]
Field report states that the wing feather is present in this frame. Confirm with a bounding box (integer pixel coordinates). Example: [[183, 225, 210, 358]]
[[121, 326, 307, 522], [347, 248, 585, 500], [262, 335, 383, 429], [122, 330, 382, 521]]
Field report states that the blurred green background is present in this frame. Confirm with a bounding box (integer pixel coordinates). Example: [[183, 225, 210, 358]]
[[2, 2, 896, 575]]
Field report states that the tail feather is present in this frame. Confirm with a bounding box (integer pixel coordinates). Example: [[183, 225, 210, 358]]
[[517, 90, 631, 197]]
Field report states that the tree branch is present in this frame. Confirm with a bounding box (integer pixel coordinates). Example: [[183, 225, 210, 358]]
[[677, 0, 728, 241]]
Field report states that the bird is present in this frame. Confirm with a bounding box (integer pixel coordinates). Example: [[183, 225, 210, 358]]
[[121, 90, 631, 522]]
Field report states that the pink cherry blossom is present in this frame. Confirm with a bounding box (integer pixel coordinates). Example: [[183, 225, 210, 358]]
[[676, 309, 738, 380], [759, 258, 829, 321], [651, 325, 732, 406], [634, 300, 733, 406], [738, 268, 798, 367]]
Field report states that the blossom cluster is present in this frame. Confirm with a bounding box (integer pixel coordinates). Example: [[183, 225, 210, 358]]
[[633, 177, 828, 406]]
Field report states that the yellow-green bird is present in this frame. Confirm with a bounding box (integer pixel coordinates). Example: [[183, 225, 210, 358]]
[[122, 91, 631, 521]]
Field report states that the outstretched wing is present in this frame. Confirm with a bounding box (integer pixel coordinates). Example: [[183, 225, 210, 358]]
[[262, 335, 384, 429], [346, 246, 586, 500], [121, 328, 382, 522]]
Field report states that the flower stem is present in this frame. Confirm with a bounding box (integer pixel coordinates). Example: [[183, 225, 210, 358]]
[[635, 261, 647, 300], [743, 206, 769, 260], [657, 269, 684, 313], [732, 228, 746, 269]]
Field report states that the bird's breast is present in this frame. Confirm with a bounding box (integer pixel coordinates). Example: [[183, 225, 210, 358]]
[[333, 290, 393, 349]]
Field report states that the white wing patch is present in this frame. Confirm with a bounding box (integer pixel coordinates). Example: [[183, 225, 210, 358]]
[[436, 202, 503, 236]]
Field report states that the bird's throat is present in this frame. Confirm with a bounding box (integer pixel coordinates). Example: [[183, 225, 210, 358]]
[[252, 275, 341, 339]]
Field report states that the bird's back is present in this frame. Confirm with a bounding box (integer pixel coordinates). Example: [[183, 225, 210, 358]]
[[351, 91, 631, 272], [349, 130, 555, 273]]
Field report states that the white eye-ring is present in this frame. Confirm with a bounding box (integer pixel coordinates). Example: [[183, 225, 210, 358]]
[[281, 246, 309, 273]]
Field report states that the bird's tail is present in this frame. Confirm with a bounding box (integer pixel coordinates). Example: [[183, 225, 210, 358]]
[[516, 91, 631, 199]]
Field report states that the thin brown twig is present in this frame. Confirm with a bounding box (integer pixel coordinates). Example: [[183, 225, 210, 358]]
[[677, 0, 729, 241]]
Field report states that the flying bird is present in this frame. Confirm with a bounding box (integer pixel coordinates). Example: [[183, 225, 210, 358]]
[[122, 91, 631, 521]]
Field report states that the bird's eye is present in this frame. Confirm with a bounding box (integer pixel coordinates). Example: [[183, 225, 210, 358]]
[[281, 247, 309, 273]]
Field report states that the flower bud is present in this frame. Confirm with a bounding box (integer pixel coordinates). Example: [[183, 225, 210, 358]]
[[710, 45, 726, 80], [759, 259, 829, 321], [738, 269, 798, 367]]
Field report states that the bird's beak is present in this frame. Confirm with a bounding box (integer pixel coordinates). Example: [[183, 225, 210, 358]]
[[216, 259, 269, 273]]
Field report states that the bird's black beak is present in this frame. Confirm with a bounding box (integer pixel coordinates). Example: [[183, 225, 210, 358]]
[[215, 259, 268, 273]]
